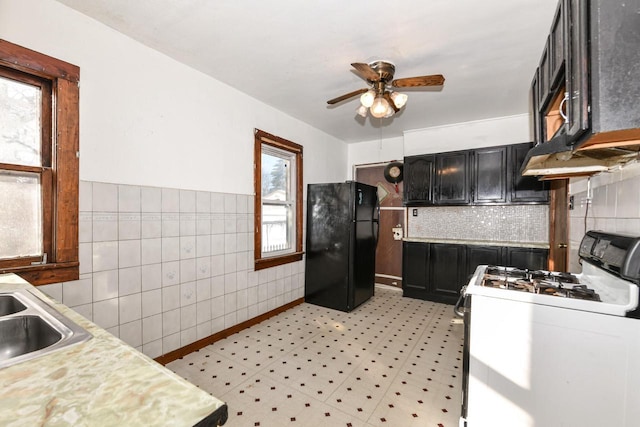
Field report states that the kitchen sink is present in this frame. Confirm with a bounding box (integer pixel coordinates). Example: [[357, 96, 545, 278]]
[[0, 294, 27, 316], [0, 289, 91, 369]]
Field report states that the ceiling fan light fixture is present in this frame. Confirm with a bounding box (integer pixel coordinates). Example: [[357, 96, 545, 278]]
[[356, 105, 368, 118], [390, 91, 408, 109], [360, 89, 375, 108], [370, 96, 390, 118], [383, 105, 395, 118]]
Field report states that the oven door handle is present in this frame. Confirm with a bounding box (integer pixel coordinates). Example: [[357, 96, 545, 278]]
[[454, 285, 467, 318]]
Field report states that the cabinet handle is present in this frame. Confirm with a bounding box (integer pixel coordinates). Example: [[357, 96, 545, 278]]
[[559, 92, 569, 124], [557, 243, 568, 249]]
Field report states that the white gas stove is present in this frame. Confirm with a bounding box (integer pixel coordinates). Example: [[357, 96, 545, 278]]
[[459, 231, 640, 427]]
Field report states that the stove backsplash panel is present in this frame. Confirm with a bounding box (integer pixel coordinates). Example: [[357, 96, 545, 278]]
[[408, 205, 549, 244]]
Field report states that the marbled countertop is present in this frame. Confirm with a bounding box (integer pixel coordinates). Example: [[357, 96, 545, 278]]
[[0, 274, 226, 427], [403, 237, 550, 249]]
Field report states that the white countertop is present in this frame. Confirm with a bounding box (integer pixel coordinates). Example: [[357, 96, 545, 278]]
[[0, 274, 226, 426]]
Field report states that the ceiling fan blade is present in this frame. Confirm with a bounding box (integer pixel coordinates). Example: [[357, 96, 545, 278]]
[[327, 88, 368, 105], [351, 62, 381, 81], [383, 92, 399, 112], [392, 74, 445, 88]]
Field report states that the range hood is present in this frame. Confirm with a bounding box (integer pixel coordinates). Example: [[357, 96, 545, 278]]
[[521, 130, 640, 179]]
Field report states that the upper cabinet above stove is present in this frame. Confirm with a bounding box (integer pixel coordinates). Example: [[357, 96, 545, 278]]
[[523, 0, 640, 179], [404, 143, 548, 206]]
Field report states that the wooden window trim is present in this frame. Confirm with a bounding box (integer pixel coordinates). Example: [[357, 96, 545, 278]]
[[0, 39, 79, 285], [254, 129, 303, 271]]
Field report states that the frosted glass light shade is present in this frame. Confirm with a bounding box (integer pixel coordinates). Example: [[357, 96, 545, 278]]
[[383, 104, 395, 118], [360, 90, 375, 108], [370, 96, 390, 118], [390, 92, 408, 109], [356, 105, 368, 117]]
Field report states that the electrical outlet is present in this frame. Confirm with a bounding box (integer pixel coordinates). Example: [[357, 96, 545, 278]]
[[569, 195, 574, 210], [412, 209, 418, 217]]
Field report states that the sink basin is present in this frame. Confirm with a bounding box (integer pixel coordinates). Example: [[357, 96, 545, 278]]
[[0, 294, 27, 316], [0, 289, 91, 369], [0, 316, 62, 359]]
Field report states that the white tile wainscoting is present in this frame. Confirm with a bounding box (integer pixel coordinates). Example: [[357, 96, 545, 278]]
[[38, 181, 305, 359]]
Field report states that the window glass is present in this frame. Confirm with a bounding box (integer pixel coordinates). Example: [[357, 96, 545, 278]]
[[261, 144, 295, 257], [0, 75, 42, 167], [0, 171, 42, 259]]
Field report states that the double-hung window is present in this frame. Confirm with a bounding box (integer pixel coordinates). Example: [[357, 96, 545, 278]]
[[254, 129, 303, 270], [0, 39, 79, 285]]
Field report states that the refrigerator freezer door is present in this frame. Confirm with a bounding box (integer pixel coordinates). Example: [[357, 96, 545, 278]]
[[355, 182, 379, 222]]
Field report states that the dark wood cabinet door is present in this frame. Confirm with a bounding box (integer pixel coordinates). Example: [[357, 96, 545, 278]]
[[473, 146, 508, 204], [402, 241, 430, 300], [466, 245, 504, 278], [429, 243, 466, 303], [435, 151, 470, 205], [538, 36, 552, 110], [531, 69, 543, 146], [509, 143, 549, 203], [506, 247, 549, 270], [549, 0, 565, 91], [403, 155, 435, 205], [565, 0, 589, 139]]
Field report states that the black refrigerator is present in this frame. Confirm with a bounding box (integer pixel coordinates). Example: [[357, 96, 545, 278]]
[[304, 181, 379, 312]]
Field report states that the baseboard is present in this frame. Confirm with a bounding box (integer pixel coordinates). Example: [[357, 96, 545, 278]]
[[154, 297, 305, 365], [375, 276, 402, 288]]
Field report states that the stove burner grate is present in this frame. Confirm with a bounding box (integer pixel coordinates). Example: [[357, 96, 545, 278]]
[[481, 266, 601, 301]]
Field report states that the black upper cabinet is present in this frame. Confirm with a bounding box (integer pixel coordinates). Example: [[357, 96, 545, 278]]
[[565, 0, 589, 140], [403, 155, 435, 206], [533, 0, 640, 146], [509, 143, 549, 203], [531, 69, 543, 146], [538, 36, 552, 111], [435, 151, 470, 205], [473, 146, 508, 204], [549, 1, 565, 91], [404, 143, 548, 206]]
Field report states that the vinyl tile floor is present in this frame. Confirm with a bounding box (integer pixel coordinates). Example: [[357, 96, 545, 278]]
[[168, 285, 464, 427]]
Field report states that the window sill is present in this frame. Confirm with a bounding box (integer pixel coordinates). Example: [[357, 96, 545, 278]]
[[0, 262, 79, 286], [254, 252, 304, 271]]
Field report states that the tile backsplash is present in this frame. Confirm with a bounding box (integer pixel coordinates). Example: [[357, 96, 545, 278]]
[[39, 181, 305, 359], [568, 162, 640, 273], [408, 204, 549, 244]]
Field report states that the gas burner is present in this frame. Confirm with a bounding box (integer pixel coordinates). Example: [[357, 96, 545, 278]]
[[484, 266, 580, 284], [481, 267, 600, 301]]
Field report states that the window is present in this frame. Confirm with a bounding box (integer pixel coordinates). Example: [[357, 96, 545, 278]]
[[0, 39, 79, 285], [254, 129, 303, 270]]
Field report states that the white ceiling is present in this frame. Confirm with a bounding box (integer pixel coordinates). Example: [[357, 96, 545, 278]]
[[55, 0, 558, 143]]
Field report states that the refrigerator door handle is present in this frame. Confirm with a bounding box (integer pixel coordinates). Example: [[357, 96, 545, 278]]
[[373, 220, 379, 246]]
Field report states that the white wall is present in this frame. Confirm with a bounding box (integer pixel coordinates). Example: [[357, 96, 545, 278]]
[[347, 114, 532, 173], [0, 0, 347, 194], [0, 0, 348, 359]]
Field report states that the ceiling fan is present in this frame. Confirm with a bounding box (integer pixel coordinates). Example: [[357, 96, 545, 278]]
[[327, 60, 445, 119]]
